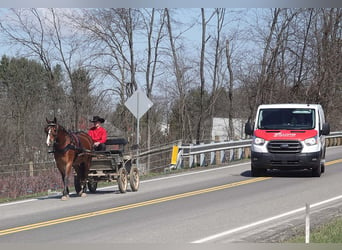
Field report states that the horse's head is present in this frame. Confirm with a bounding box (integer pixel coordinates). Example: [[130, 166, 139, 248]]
[[45, 117, 58, 147]]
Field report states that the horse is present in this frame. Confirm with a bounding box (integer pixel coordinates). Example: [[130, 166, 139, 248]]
[[45, 117, 93, 200]]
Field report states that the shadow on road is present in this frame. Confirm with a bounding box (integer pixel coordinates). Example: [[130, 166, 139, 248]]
[[241, 169, 316, 178]]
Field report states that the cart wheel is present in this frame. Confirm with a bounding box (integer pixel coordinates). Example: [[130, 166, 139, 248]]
[[87, 181, 98, 193], [129, 167, 140, 192], [118, 167, 128, 193]]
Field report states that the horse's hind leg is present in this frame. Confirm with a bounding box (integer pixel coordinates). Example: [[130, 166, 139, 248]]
[[80, 159, 92, 197], [75, 163, 87, 198], [74, 168, 82, 196], [82, 158, 92, 196]]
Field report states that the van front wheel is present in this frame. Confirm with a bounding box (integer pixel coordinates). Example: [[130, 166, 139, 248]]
[[251, 164, 266, 177], [321, 163, 325, 173], [312, 165, 321, 177]]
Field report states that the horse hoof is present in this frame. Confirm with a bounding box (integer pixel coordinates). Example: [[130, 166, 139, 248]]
[[61, 195, 69, 201], [81, 192, 87, 198]]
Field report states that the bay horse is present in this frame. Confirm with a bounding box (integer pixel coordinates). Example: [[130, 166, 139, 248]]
[[45, 117, 93, 200]]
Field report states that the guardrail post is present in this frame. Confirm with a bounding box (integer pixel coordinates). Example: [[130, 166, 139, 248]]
[[244, 147, 250, 159], [210, 142, 216, 165], [175, 149, 184, 169], [189, 155, 194, 168], [200, 143, 205, 166], [220, 150, 226, 164], [188, 144, 194, 168], [238, 148, 243, 160], [229, 149, 234, 161]]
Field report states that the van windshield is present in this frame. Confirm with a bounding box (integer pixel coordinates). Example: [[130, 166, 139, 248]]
[[258, 108, 315, 130]]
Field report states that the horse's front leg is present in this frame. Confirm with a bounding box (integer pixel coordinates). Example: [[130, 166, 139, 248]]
[[60, 175, 69, 200], [61, 163, 72, 200]]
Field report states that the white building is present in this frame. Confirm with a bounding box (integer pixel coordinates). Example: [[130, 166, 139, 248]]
[[211, 117, 246, 142]]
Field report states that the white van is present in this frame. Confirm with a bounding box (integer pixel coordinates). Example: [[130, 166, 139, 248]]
[[245, 104, 330, 177]]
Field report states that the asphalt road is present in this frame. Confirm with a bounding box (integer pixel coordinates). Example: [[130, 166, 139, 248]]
[[1, 146, 342, 243]]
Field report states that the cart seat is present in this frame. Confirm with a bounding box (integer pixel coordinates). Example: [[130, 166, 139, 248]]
[[92, 149, 123, 156], [105, 137, 127, 154], [105, 138, 128, 146]]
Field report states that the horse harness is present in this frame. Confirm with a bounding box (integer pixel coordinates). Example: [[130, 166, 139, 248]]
[[47, 123, 91, 155]]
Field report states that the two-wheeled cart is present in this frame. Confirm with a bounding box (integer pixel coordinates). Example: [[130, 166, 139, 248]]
[[85, 137, 139, 193]]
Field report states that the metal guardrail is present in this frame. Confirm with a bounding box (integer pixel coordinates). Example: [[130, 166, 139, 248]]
[[170, 131, 342, 170], [1, 132, 342, 175]]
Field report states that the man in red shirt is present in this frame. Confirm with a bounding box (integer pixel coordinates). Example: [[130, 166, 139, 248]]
[[88, 116, 107, 151]]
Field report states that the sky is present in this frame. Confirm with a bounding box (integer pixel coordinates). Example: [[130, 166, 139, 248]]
[[0, 0, 340, 8]]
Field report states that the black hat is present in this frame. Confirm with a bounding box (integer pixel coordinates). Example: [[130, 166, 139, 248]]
[[90, 116, 105, 123]]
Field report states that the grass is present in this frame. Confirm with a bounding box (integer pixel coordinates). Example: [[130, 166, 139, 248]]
[[288, 216, 342, 243], [0, 191, 49, 204]]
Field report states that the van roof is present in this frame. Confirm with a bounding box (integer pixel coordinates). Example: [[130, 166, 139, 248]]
[[258, 103, 322, 110]]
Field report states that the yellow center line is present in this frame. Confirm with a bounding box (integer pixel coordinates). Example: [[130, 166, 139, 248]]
[[0, 177, 270, 236], [326, 159, 342, 166]]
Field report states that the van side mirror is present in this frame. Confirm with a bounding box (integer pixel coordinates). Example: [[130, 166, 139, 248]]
[[321, 123, 330, 136], [245, 122, 253, 136]]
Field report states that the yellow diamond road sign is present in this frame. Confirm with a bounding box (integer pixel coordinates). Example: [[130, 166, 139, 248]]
[[125, 89, 153, 120]]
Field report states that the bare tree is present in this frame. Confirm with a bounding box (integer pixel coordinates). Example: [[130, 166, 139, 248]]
[[0, 9, 62, 117], [48, 9, 94, 130], [225, 39, 234, 139], [245, 9, 299, 116], [140, 8, 166, 149], [195, 8, 215, 144], [308, 8, 342, 126], [208, 8, 227, 139], [0, 9, 94, 130], [68, 9, 143, 140], [165, 8, 187, 140]]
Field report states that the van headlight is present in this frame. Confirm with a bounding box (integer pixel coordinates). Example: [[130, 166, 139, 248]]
[[304, 136, 318, 146], [253, 137, 265, 145]]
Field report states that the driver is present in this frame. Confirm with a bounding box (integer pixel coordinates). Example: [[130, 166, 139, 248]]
[[88, 116, 107, 151]]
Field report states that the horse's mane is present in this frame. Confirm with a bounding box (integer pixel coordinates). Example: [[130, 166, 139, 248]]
[[67, 129, 88, 135], [54, 124, 86, 135]]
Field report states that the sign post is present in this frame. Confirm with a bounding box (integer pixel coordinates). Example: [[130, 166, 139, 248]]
[[125, 89, 153, 171]]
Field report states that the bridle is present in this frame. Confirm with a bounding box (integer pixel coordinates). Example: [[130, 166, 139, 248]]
[[46, 123, 59, 147], [45, 123, 91, 154]]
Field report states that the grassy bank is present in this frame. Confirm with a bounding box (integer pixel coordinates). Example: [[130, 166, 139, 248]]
[[288, 216, 342, 243]]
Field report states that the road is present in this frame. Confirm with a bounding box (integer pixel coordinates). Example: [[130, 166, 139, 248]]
[[1, 146, 342, 243]]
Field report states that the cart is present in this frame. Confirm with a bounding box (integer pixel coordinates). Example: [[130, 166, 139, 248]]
[[85, 137, 139, 193]]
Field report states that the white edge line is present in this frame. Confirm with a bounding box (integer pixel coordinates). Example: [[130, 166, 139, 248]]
[[0, 162, 246, 207], [0, 199, 37, 207], [192, 194, 342, 243]]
